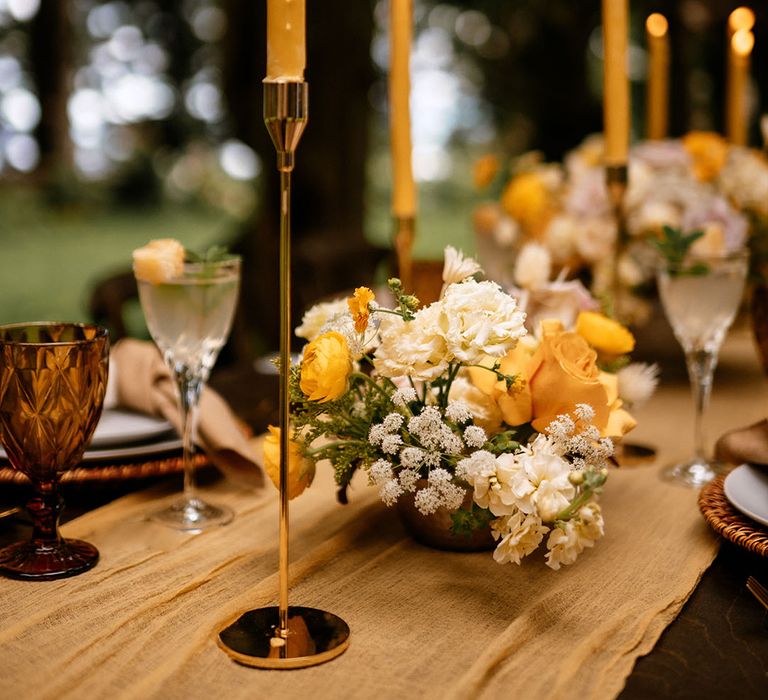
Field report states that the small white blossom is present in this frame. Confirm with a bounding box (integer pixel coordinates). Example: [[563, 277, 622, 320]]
[[381, 433, 403, 455], [455, 450, 497, 481], [400, 447, 425, 469], [392, 387, 418, 408], [491, 510, 550, 565], [382, 413, 405, 432], [368, 424, 386, 446], [423, 451, 442, 468], [441, 245, 483, 291], [573, 403, 595, 423], [427, 468, 452, 488], [295, 298, 348, 340], [463, 425, 487, 448], [398, 468, 420, 492], [513, 242, 552, 290], [414, 486, 442, 515], [379, 479, 403, 506], [445, 401, 472, 424], [368, 459, 393, 485], [441, 482, 467, 511]]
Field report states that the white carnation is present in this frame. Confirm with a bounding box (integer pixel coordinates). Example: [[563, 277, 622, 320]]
[[442, 245, 483, 290], [295, 298, 348, 340], [439, 279, 527, 363]]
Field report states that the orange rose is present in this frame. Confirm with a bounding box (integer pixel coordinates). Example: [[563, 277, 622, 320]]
[[527, 320, 634, 438], [468, 344, 533, 427], [682, 131, 728, 182]]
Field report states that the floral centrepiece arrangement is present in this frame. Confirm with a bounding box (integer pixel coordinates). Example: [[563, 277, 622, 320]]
[[271, 248, 653, 570], [473, 132, 767, 323]]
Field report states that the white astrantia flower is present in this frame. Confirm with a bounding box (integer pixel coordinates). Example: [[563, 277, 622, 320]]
[[491, 509, 550, 565], [374, 303, 450, 382], [439, 279, 527, 363], [294, 298, 348, 340], [441, 245, 483, 296], [617, 362, 659, 408], [513, 242, 552, 290], [545, 502, 604, 570]]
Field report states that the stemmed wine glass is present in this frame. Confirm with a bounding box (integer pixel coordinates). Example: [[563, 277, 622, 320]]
[[656, 249, 748, 487], [135, 256, 241, 530], [0, 323, 109, 580]]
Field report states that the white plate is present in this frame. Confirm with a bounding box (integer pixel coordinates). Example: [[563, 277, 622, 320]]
[[81, 437, 183, 462], [90, 409, 175, 448], [723, 464, 768, 528]]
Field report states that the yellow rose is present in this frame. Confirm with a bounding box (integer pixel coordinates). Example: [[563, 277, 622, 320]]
[[575, 311, 635, 355], [262, 426, 315, 499], [682, 131, 728, 182], [500, 172, 552, 237], [597, 372, 637, 438], [300, 331, 352, 403], [473, 154, 499, 189], [347, 287, 375, 333]]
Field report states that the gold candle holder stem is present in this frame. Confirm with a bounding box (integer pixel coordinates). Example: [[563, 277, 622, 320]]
[[217, 80, 350, 669], [605, 163, 628, 319], [394, 215, 415, 291]]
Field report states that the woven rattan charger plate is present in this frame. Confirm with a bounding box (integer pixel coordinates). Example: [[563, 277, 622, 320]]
[[699, 472, 768, 557], [0, 451, 210, 484]]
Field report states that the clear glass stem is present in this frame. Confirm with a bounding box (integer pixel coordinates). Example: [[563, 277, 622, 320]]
[[684, 348, 718, 463], [174, 365, 203, 505]]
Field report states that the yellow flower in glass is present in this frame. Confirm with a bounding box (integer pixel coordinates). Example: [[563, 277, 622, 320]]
[[575, 311, 635, 355], [347, 286, 375, 333], [300, 331, 352, 402], [682, 131, 729, 182], [263, 426, 316, 499], [500, 171, 551, 237], [473, 154, 499, 189], [132, 238, 184, 283]]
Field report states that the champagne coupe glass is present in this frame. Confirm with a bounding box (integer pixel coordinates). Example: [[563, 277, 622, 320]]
[[0, 323, 109, 580], [656, 249, 748, 487], [135, 257, 241, 530]]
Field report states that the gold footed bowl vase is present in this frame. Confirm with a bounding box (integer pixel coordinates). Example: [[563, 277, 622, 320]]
[[0, 323, 109, 581], [397, 482, 495, 552]]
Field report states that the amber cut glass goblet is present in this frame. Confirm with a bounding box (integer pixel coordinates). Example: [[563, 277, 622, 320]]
[[0, 323, 109, 580]]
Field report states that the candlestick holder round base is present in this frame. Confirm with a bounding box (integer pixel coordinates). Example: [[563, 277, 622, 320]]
[[217, 606, 350, 669]]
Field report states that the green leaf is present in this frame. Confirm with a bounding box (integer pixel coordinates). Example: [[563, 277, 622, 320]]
[[650, 225, 709, 276], [450, 503, 494, 537]]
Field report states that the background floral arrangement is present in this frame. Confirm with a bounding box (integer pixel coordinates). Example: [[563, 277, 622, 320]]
[[264, 248, 658, 570], [473, 132, 768, 325]]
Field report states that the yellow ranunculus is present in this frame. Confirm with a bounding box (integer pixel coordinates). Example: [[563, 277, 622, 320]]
[[473, 154, 500, 189], [682, 131, 728, 182], [500, 172, 552, 237], [263, 426, 315, 499], [300, 331, 352, 403], [575, 311, 635, 355], [347, 287, 375, 334], [526, 320, 634, 438], [132, 238, 185, 284], [469, 345, 533, 427]]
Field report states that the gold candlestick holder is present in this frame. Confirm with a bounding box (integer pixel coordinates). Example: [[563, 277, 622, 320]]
[[216, 79, 350, 669], [605, 163, 657, 466], [394, 215, 415, 292], [605, 163, 628, 319]]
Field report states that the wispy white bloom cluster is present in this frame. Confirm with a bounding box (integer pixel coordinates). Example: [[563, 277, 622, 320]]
[[445, 400, 472, 424], [546, 404, 613, 473], [617, 362, 659, 408], [407, 406, 462, 453], [318, 310, 377, 359], [462, 425, 487, 448], [295, 298, 348, 340], [392, 386, 418, 408]]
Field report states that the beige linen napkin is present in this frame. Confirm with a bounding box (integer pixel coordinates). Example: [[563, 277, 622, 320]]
[[109, 338, 264, 488], [715, 418, 768, 466]]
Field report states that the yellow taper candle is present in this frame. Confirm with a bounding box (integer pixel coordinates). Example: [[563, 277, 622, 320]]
[[726, 28, 754, 146], [266, 0, 306, 81], [645, 13, 669, 140], [728, 7, 755, 38], [602, 0, 630, 165], [389, 0, 416, 218]]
